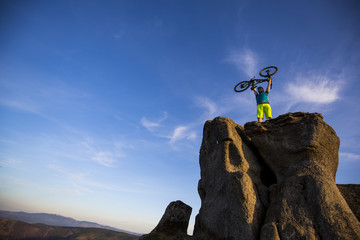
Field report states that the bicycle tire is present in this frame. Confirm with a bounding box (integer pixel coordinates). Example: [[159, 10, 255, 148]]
[[234, 81, 251, 92], [259, 66, 278, 77]]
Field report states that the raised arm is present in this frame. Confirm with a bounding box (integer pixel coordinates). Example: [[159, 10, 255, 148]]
[[266, 77, 272, 93], [251, 86, 258, 96]]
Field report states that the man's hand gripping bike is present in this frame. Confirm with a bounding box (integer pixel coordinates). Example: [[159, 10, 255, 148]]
[[234, 66, 278, 92]]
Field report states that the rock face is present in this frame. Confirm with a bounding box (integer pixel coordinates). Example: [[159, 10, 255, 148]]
[[140, 200, 192, 240], [193, 117, 275, 239], [337, 184, 360, 222], [143, 112, 360, 240], [244, 112, 359, 240]]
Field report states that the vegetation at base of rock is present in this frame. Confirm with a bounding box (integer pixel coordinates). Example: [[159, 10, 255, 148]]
[[0, 217, 139, 240]]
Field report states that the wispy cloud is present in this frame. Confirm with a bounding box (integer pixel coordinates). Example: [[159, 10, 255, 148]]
[[32, 134, 128, 168], [141, 95, 254, 146], [169, 126, 197, 144], [0, 78, 87, 113], [0, 98, 40, 113], [141, 118, 160, 131], [0, 157, 24, 170], [340, 152, 360, 162], [92, 151, 117, 167], [79, 137, 130, 167], [45, 184, 93, 196], [0, 78, 90, 135], [194, 93, 255, 123], [48, 164, 88, 181], [164, 94, 256, 145], [287, 74, 342, 104], [195, 97, 218, 118], [47, 164, 93, 196], [141, 112, 168, 132], [225, 49, 258, 77], [47, 162, 148, 196]]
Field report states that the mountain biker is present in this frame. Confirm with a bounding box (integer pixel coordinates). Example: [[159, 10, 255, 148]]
[[251, 77, 272, 122]]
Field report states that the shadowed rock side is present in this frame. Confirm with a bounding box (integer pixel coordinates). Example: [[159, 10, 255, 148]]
[[244, 112, 360, 239], [337, 184, 360, 221], [140, 200, 192, 240], [193, 117, 276, 240]]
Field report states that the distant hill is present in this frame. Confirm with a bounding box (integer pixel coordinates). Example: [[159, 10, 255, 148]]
[[0, 217, 139, 240], [0, 210, 140, 236]]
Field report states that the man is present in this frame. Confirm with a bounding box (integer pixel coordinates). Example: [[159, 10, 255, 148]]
[[251, 77, 272, 122]]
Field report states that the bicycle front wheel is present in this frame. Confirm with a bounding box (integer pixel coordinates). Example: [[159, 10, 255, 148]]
[[259, 66, 278, 77], [234, 81, 251, 92]]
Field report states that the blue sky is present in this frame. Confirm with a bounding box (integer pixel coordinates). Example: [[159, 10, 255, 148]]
[[1, 0, 359, 234]]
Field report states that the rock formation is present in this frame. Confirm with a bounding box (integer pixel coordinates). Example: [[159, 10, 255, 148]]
[[244, 112, 360, 239], [193, 117, 274, 239], [140, 200, 192, 240], [141, 112, 360, 240]]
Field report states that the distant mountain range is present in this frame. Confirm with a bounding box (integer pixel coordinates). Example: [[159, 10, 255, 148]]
[[0, 217, 139, 240], [0, 210, 141, 236]]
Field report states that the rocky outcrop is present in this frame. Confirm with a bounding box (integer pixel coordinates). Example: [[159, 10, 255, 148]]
[[244, 112, 360, 239], [142, 112, 360, 240], [193, 117, 275, 239], [140, 200, 192, 240]]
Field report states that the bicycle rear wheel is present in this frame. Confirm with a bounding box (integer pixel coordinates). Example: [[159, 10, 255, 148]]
[[259, 66, 278, 77], [234, 81, 251, 92]]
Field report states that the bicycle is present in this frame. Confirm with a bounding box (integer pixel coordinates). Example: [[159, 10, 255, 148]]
[[234, 66, 278, 92]]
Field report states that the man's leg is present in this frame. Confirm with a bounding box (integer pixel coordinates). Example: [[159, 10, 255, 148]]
[[257, 104, 264, 122], [264, 104, 272, 120]]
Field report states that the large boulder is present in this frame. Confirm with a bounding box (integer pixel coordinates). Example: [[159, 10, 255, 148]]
[[244, 112, 360, 239], [140, 200, 192, 240], [193, 117, 275, 240]]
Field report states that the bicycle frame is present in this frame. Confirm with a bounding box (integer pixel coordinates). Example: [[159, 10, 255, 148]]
[[250, 77, 271, 88], [234, 76, 272, 92]]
